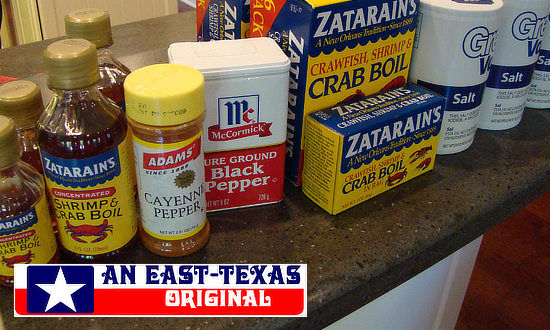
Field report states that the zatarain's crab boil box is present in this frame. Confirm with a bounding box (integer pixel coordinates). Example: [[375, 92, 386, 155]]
[[196, 0, 251, 41], [250, 0, 419, 184], [302, 83, 445, 215]]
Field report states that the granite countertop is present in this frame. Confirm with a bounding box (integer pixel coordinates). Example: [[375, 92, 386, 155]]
[[1, 12, 550, 329]]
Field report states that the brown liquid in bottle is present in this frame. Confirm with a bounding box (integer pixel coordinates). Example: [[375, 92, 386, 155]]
[[37, 88, 137, 261], [0, 166, 60, 286], [18, 129, 43, 174], [65, 9, 131, 110], [0, 117, 59, 286], [98, 62, 130, 107]]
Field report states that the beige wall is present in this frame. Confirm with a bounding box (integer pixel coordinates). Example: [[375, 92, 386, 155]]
[[38, 0, 178, 39]]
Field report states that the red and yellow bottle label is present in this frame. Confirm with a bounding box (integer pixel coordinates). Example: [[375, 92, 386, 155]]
[[40, 133, 138, 255], [132, 131, 207, 240], [0, 194, 57, 277]]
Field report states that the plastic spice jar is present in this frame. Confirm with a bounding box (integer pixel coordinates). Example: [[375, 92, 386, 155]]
[[124, 63, 209, 257]]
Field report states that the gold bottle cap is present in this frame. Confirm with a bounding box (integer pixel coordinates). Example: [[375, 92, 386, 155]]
[[65, 8, 113, 48], [0, 116, 21, 169], [124, 64, 205, 126], [43, 39, 100, 90], [0, 80, 44, 129]]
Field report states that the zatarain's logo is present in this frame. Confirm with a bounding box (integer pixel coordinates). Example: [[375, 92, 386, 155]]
[[40, 148, 121, 188], [463, 26, 498, 75], [313, 0, 417, 38], [512, 11, 548, 57]]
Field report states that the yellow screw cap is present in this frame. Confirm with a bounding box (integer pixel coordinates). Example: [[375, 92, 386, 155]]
[[0, 80, 44, 129], [0, 116, 20, 169], [124, 64, 205, 126], [65, 8, 113, 48]]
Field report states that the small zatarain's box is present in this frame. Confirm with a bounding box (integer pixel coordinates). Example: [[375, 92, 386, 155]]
[[196, 0, 250, 41], [250, 0, 419, 185], [302, 83, 445, 215]]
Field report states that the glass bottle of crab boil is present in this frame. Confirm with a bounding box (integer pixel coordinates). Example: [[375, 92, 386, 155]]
[[0, 116, 59, 286], [37, 39, 138, 261], [65, 8, 131, 110], [125, 64, 209, 257], [0, 80, 45, 173]]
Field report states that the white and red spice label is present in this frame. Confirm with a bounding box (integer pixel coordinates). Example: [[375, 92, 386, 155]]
[[203, 92, 287, 211], [132, 132, 207, 240], [204, 143, 285, 211]]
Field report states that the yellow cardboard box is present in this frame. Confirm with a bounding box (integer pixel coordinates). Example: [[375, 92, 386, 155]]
[[302, 83, 445, 214]]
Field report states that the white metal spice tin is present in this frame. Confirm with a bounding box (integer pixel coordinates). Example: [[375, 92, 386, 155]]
[[526, 20, 550, 109], [409, 0, 503, 154], [168, 37, 290, 211], [478, 0, 550, 130]]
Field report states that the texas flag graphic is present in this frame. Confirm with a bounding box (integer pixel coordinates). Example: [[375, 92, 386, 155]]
[[25, 266, 94, 314], [14, 264, 307, 317], [15, 265, 94, 316]]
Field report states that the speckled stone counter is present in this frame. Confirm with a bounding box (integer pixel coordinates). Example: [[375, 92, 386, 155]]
[[1, 12, 550, 329]]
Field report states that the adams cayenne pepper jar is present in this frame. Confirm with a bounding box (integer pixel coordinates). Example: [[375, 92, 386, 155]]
[[124, 64, 209, 257]]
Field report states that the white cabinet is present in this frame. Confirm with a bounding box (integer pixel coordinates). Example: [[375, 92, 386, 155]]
[[327, 236, 482, 330]]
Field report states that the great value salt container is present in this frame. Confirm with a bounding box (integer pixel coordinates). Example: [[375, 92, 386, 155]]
[[478, 0, 550, 130], [409, 0, 503, 154], [168, 37, 290, 211], [526, 22, 550, 109]]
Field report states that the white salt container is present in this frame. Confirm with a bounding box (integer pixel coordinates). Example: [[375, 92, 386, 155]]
[[526, 23, 550, 109], [409, 0, 503, 154], [168, 38, 290, 211], [478, 0, 550, 130]]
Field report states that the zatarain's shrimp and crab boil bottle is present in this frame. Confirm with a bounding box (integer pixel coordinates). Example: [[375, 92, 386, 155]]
[[0, 116, 59, 286], [65, 8, 131, 110], [37, 39, 138, 261], [124, 64, 210, 257], [0, 80, 46, 173]]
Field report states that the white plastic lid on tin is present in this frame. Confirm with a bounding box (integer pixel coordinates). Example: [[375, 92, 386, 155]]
[[167, 38, 290, 79], [419, 0, 503, 20]]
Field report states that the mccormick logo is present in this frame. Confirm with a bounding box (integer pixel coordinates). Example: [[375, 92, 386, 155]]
[[512, 11, 548, 57], [208, 95, 272, 141], [463, 26, 498, 75], [143, 139, 201, 170], [14, 264, 307, 317]]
